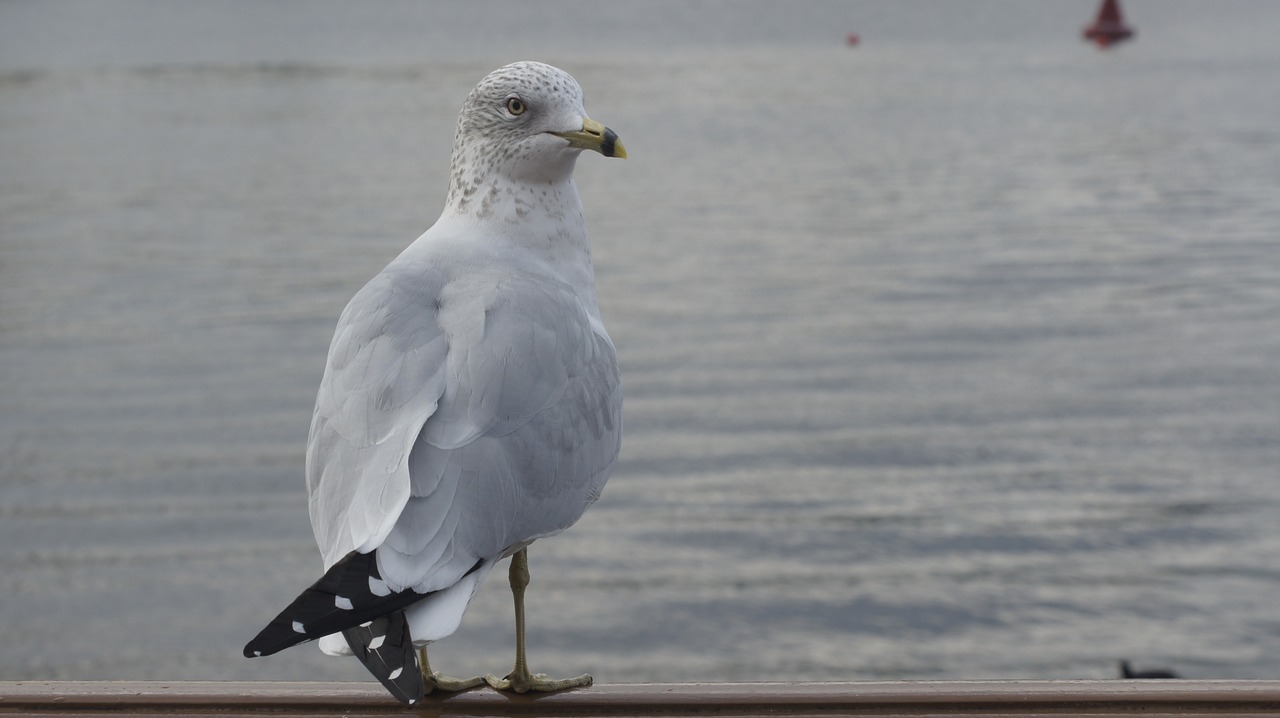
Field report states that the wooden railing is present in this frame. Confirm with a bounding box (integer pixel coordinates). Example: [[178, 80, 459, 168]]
[[3, 680, 1280, 716]]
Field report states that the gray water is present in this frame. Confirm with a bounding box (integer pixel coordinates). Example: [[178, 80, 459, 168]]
[[2, 0, 1279, 684]]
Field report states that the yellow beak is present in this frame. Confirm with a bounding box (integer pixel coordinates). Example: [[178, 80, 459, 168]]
[[553, 117, 627, 159]]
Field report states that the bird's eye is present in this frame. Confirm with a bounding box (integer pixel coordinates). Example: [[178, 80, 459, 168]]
[[506, 97, 526, 116]]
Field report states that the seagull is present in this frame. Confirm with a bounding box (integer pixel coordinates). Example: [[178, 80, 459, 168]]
[[243, 61, 626, 705]]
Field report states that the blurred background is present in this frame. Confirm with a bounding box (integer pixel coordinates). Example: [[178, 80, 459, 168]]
[[2, 0, 1278, 683]]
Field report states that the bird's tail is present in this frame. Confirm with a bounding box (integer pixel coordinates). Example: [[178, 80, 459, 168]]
[[242, 550, 422, 659]]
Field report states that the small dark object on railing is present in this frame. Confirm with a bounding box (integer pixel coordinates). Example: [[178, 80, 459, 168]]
[[1120, 659, 1180, 679]]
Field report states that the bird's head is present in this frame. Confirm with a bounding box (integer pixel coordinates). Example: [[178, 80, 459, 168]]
[[449, 61, 625, 190]]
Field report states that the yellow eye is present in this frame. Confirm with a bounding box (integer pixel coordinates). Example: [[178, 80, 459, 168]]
[[506, 97, 526, 116]]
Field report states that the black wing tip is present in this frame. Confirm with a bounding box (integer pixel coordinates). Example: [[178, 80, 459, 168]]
[[242, 632, 271, 659], [242, 634, 277, 658], [344, 611, 425, 705], [241, 551, 388, 661], [242, 623, 304, 659]]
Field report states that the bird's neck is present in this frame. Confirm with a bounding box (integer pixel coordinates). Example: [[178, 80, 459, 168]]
[[444, 172, 582, 227], [437, 172, 601, 317]]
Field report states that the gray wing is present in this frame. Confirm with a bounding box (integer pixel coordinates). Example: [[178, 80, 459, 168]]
[[376, 271, 622, 592], [306, 265, 450, 569], [307, 260, 622, 593]]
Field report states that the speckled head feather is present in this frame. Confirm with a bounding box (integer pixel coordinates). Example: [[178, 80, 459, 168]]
[[458, 61, 585, 141], [446, 62, 594, 212]]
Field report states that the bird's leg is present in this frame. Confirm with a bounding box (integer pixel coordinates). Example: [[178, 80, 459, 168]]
[[484, 548, 592, 693], [418, 645, 484, 694]]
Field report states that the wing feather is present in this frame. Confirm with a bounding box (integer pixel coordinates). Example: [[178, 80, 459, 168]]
[[306, 250, 621, 596], [409, 276, 621, 575], [306, 265, 450, 569]]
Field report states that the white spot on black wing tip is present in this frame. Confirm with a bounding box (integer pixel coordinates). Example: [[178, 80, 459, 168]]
[[368, 634, 386, 650], [253, 650, 262, 657], [388, 667, 403, 680], [291, 621, 305, 634], [368, 576, 390, 597], [334, 595, 353, 610]]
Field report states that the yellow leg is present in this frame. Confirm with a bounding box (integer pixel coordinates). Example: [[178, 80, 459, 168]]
[[484, 548, 593, 693], [418, 645, 483, 694]]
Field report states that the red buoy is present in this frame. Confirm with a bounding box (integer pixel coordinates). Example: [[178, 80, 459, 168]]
[[845, 33, 860, 47], [1083, 0, 1135, 48]]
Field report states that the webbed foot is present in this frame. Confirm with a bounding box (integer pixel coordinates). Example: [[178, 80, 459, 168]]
[[484, 667, 592, 694], [418, 647, 484, 694]]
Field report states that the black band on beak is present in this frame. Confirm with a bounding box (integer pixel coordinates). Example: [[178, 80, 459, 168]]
[[601, 128, 620, 158]]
